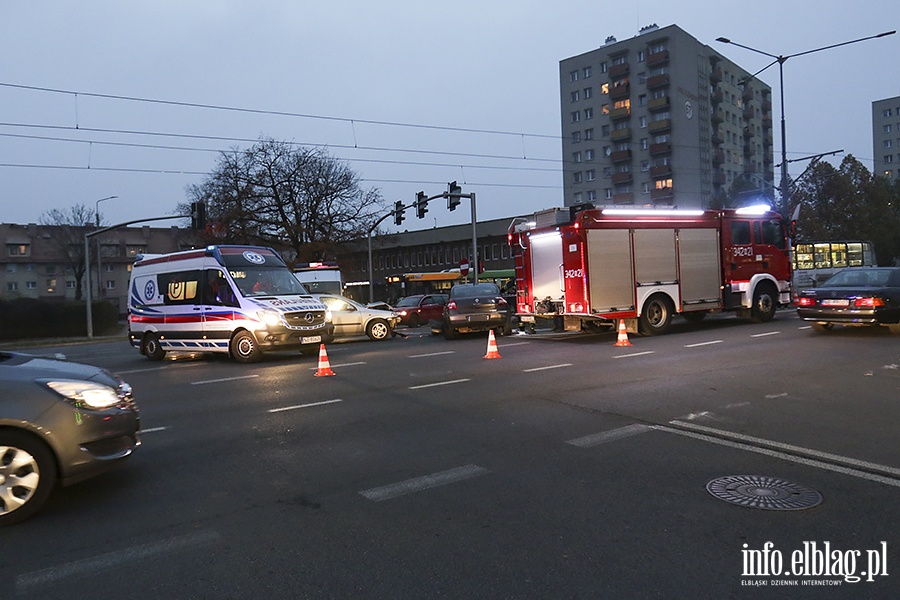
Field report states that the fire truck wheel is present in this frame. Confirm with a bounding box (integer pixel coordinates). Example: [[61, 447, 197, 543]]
[[639, 294, 674, 336], [231, 330, 263, 363], [144, 333, 166, 361], [750, 283, 778, 323]]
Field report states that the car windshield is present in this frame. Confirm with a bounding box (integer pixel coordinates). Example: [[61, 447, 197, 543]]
[[395, 296, 423, 307], [820, 268, 891, 288], [452, 283, 501, 298], [230, 267, 310, 297]]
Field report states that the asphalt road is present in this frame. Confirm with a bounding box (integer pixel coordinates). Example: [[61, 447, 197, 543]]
[[3, 312, 898, 599]]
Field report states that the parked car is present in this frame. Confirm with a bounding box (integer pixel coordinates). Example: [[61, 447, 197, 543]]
[[442, 283, 512, 339], [315, 294, 400, 341], [0, 351, 140, 526], [795, 266, 900, 333], [393, 294, 448, 327]]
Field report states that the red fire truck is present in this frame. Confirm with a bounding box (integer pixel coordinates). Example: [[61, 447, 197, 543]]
[[508, 205, 792, 335]]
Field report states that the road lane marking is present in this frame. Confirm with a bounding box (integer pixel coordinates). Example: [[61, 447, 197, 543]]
[[667, 420, 900, 479], [750, 331, 781, 338], [656, 425, 900, 489], [191, 375, 259, 385], [566, 424, 653, 448], [16, 530, 220, 593], [409, 351, 456, 358], [500, 341, 530, 347], [309, 361, 366, 370], [523, 363, 572, 372], [613, 351, 655, 359], [409, 378, 471, 390], [684, 340, 723, 348], [140, 426, 168, 434], [360, 465, 489, 501], [268, 399, 343, 413]]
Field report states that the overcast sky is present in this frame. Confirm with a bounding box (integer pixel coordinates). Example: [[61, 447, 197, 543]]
[[1, 1, 897, 232]]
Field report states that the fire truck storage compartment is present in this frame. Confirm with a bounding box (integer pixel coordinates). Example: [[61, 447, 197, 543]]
[[677, 228, 723, 310], [586, 229, 635, 312], [530, 231, 564, 303]]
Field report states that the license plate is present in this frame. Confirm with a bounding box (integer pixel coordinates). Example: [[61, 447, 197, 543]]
[[821, 299, 849, 307], [301, 335, 322, 344], [520, 316, 535, 323], [467, 314, 488, 321]]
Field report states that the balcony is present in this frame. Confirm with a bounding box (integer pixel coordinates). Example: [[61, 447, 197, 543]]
[[612, 192, 635, 204], [711, 132, 724, 145], [609, 106, 631, 120], [610, 127, 632, 141], [743, 106, 755, 120], [647, 50, 669, 67], [651, 187, 675, 201], [713, 170, 727, 185], [609, 62, 630, 78], [762, 115, 773, 128], [647, 96, 670, 112], [649, 142, 671, 155], [647, 74, 670, 89], [609, 81, 630, 99], [648, 119, 671, 133], [711, 110, 724, 125], [612, 172, 633, 184], [650, 165, 672, 178], [710, 89, 724, 104], [710, 68, 723, 84], [610, 149, 632, 162], [712, 150, 725, 165]]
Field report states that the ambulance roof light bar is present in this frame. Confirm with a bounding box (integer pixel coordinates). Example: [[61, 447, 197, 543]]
[[734, 204, 773, 215]]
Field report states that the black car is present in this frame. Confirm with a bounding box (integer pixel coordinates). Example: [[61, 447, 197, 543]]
[[795, 267, 900, 333], [442, 283, 512, 339], [0, 351, 140, 525]]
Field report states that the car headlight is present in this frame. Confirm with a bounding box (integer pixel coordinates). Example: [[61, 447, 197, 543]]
[[257, 310, 283, 327], [43, 379, 122, 410]]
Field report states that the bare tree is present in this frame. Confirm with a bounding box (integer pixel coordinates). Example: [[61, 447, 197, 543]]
[[184, 138, 385, 264], [38, 204, 97, 301]]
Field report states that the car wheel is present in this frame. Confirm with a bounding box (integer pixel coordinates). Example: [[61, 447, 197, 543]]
[[0, 431, 58, 527], [443, 323, 458, 340], [231, 330, 263, 363], [811, 322, 834, 332], [408, 314, 420, 328], [750, 283, 778, 323], [639, 294, 673, 335], [144, 333, 166, 361], [366, 319, 391, 341]]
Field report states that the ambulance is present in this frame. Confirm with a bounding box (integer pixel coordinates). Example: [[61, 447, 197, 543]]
[[127, 245, 334, 363]]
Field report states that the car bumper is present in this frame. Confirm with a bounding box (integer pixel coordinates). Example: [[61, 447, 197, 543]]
[[797, 307, 900, 325], [447, 313, 507, 332]]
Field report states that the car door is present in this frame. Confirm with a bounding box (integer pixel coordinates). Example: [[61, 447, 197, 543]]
[[321, 295, 362, 336], [420, 295, 445, 322]]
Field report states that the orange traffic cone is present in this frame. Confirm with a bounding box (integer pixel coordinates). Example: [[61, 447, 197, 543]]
[[614, 319, 632, 347], [483, 329, 502, 359], [314, 343, 336, 376]]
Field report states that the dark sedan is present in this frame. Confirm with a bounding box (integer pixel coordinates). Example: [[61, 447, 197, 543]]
[[442, 283, 512, 339], [0, 351, 140, 525], [796, 267, 900, 333]]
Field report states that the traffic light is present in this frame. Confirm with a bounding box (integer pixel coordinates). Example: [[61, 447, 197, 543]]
[[190, 201, 206, 230], [415, 191, 428, 219], [393, 200, 405, 226], [447, 181, 462, 211]]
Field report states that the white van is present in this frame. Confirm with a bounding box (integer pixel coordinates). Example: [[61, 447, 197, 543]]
[[127, 245, 334, 363]]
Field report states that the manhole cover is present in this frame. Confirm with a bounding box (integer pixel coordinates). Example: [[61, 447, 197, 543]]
[[706, 475, 822, 510]]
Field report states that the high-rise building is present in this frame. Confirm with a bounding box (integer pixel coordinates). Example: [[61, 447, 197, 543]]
[[559, 24, 774, 209], [872, 95, 900, 180]]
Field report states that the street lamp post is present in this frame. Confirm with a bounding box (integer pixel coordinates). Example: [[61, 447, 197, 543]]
[[716, 30, 895, 214], [94, 195, 118, 297]]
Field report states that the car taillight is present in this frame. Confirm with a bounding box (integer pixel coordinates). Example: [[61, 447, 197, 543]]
[[497, 297, 507, 306], [796, 297, 817, 307], [447, 301, 457, 310], [853, 297, 885, 308]]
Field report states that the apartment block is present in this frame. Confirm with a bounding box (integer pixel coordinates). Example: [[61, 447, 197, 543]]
[[560, 23, 775, 208], [872, 95, 900, 179]]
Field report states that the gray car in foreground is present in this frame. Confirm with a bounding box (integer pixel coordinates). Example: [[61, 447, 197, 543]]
[[0, 351, 140, 526], [443, 282, 512, 339]]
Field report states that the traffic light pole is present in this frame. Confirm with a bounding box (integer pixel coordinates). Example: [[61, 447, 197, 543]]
[[368, 206, 412, 303]]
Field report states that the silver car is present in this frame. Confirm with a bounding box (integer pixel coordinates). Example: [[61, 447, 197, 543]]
[[315, 295, 400, 341], [0, 351, 140, 526]]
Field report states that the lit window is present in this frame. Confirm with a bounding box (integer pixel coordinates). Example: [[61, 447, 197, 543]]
[[655, 178, 673, 189]]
